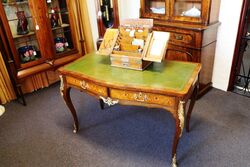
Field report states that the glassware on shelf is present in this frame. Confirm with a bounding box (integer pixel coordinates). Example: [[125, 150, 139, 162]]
[[54, 37, 68, 52], [18, 45, 39, 63], [181, 6, 201, 17], [50, 7, 60, 28], [150, 7, 165, 14], [16, 11, 29, 35]]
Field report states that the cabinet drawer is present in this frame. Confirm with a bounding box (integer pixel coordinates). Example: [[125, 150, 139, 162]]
[[66, 76, 107, 96], [153, 26, 202, 48], [110, 89, 175, 107], [170, 32, 194, 46]]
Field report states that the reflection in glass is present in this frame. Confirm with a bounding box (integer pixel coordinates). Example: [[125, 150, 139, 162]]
[[100, 0, 114, 28], [174, 0, 201, 17], [145, 0, 166, 14]]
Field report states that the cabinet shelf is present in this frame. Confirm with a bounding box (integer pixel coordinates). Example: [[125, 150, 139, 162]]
[[8, 16, 32, 22], [175, 0, 201, 2], [52, 23, 70, 31], [13, 31, 35, 39], [2, 1, 28, 6]]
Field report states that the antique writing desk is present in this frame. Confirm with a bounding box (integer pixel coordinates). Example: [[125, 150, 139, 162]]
[[58, 53, 201, 167]]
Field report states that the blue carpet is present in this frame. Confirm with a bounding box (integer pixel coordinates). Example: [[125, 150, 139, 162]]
[[0, 84, 250, 167]]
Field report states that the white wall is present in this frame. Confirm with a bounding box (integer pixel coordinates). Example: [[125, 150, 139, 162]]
[[212, 0, 243, 90], [86, 0, 99, 50], [118, 0, 140, 20]]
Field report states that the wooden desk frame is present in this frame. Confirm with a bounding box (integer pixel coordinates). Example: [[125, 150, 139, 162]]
[[59, 61, 200, 167]]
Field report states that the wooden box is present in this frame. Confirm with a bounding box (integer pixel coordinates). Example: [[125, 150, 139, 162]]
[[97, 19, 170, 70]]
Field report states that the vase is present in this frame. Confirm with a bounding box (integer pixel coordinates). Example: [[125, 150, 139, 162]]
[[54, 37, 67, 52], [18, 45, 37, 63], [16, 11, 29, 35], [50, 7, 59, 28]]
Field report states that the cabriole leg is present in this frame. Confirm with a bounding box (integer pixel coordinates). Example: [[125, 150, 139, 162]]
[[172, 101, 185, 167], [60, 75, 79, 133]]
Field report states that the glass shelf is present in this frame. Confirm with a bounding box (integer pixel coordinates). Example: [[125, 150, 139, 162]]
[[2, 1, 29, 6], [52, 23, 69, 31], [7, 16, 32, 22], [13, 31, 35, 39]]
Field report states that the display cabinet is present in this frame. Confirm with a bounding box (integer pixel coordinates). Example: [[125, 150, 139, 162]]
[[95, 0, 119, 48], [141, 0, 219, 24], [0, 0, 84, 104], [140, 0, 221, 96]]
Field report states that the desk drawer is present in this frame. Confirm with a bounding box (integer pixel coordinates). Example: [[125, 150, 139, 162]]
[[66, 77, 107, 96], [110, 89, 175, 107]]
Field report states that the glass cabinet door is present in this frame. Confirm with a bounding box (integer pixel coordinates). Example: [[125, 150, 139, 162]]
[[1, 0, 42, 66], [171, 0, 207, 23], [141, 0, 169, 20], [46, 0, 76, 57], [99, 0, 115, 29], [174, 0, 201, 17]]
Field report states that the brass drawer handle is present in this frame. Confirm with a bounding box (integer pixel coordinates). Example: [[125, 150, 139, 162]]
[[134, 92, 148, 102], [80, 80, 88, 89], [175, 34, 183, 40]]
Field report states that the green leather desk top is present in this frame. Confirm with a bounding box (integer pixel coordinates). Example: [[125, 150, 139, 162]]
[[61, 53, 200, 94]]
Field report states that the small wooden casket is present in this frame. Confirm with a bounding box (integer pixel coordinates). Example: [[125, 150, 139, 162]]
[[97, 19, 170, 70]]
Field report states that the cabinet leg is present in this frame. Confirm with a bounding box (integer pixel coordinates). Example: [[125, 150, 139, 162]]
[[17, 85, 26, 106], [99, 99, 104, 110]]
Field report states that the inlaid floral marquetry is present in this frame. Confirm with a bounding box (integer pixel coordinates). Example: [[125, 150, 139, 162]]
[[110, 89, 176, 107], [66, 76, 107, 97]]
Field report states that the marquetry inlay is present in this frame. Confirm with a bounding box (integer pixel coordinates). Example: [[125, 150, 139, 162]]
[[110, 89, 175, 107], [66, 76, 107, 96]]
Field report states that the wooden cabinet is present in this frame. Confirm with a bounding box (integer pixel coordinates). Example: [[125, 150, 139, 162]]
[[140, 0, 221, 96], [0, 0, 84, 103], [95, 0, 119, 47]]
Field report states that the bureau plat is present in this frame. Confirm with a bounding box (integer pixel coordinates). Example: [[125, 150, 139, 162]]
[[58, 53, 201, 167]]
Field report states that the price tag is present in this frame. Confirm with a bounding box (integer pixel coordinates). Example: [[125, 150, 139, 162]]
[[51, 9, 55, 13], [47, 0, 51, 3], [36, 25, 39, 30], [65, 42, 69, 47], [98, 11, 102, 17], [33, 51, 37, 56], [129, 30, 135, 37]]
